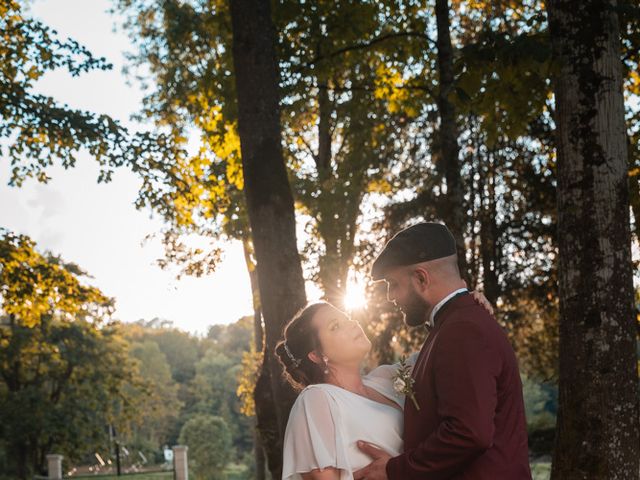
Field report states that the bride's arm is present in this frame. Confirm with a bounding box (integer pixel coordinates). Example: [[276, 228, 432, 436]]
[[283, 387, 348, 480], [302, 467, 341, 480]]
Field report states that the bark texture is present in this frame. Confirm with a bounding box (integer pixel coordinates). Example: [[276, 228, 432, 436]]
[[435, 0, 467, 274], [547, 1, 640, 478], [229, 1, 307, 476], [242, 239, 266, 480]]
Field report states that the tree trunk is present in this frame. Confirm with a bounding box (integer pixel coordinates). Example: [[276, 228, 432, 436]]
[[15, 442, 29, 480], [315, 69, 347, 307], [628, 163, 640, 241], [435, 0, 467, 274], [480, 151, 499, 305], [242, 238, 264, 352], [229, 1, 307, 477], [547, 1, 640, 478], [254, 359, 281, 479], [242, 238, 267, 480]]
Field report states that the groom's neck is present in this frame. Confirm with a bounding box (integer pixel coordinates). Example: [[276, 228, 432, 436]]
[[429, 279, 467, 306]]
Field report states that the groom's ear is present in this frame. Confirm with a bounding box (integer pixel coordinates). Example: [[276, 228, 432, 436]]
[[413, 267, 430, 291]]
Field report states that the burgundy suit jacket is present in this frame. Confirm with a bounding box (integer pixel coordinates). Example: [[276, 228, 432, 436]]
[[386, 292, 532, 480]]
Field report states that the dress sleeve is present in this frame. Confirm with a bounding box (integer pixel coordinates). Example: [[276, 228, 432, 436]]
[[281, 386, 352, 480]]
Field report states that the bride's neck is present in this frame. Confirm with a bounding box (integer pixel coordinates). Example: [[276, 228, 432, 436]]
[[327, 364, 366, 394]]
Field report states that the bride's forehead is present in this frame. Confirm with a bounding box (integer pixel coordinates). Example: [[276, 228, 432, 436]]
[[313, 305, 345, 325]]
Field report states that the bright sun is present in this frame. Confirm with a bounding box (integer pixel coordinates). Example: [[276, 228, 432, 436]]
[[343, 281, 367, 311]]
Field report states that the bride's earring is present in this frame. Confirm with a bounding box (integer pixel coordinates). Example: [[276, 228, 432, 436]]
[[322, 355, 329, 374]]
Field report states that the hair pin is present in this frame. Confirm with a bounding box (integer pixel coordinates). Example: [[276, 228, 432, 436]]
[[284, 342, 301, 367]]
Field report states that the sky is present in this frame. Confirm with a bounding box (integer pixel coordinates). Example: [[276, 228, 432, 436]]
[[0, 0, 257, 335]]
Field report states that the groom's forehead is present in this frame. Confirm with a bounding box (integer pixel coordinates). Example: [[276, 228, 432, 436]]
[[382, 266, 410, 283]]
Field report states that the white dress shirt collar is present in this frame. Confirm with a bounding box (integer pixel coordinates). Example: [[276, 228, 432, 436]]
[[428, 288, 469, 327]]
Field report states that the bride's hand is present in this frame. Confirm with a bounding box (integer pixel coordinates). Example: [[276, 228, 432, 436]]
[[471, 290, 494, 315]]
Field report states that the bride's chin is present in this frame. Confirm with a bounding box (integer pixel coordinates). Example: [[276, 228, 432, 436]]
[[350, 343, 371, 363], [360, 339, 372, 355]]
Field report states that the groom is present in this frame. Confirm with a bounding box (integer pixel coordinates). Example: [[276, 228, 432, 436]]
[[354, 223, 531, 480]]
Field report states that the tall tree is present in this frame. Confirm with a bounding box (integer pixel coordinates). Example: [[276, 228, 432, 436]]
[[277, 0, 423, 306], [435, 0, 466, 266], [546, 0, 640, 477], [178, 414, 232, 480], [113, 0, 424, 309], [228, 0, 307, 477]]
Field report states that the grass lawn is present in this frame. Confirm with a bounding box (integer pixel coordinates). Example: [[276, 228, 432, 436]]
[[65, 472, 172, 480], [224, 462, 250, 480], [65, 461, 550, 480]]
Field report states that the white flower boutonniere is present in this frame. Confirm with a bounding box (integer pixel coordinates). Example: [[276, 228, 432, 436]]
[[392, 357, 420, 411]]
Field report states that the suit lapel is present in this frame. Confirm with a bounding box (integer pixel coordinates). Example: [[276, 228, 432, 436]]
[[412, 328, 438, 385]]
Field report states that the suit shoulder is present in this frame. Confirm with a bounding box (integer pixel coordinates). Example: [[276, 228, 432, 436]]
[[440, 307, 513, 354], [446, 303, 505, 333]]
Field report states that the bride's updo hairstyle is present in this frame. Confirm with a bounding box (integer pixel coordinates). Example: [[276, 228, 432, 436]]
[[275, 302, 330, 391]]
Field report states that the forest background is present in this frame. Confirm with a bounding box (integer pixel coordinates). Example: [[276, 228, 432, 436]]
[[1, 0, 639, 479]]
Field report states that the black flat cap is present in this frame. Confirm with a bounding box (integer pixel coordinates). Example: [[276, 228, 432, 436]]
[[371, 222, 457, 280]]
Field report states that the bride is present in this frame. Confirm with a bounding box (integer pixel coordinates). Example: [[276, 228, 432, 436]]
[[275, 294, 491, 480]]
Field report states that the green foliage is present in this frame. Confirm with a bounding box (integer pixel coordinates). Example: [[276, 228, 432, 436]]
[[191, 350, 234, 413], [178, 414, 232, 480], [0, 0, 191, 200], [111, 0, 246, 279], [118, 317, 256, 468], [126, 321, 201, 383], [189, 349, 253, 460], [0, 230, 141, 478], [0, 0, 129, 185], [207, 316, 253, 361], [0, 231, 257, 476], [5, 0, 637, 472], [236, 345, 262, 417], [455, 29, 552, 145], [0, 228, 113, 328], [127, 340, 183, 446], [145, 329, 201, 384], [522, 375, 556, 432]]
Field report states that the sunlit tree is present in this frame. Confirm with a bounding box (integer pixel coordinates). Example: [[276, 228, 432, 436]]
[[0, 229, 140, 479]]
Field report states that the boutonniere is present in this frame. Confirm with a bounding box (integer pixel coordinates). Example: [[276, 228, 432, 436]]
[[393, 356, 420, 411]]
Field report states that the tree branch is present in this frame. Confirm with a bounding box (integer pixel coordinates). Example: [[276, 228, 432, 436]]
[[294, 31, 435, 72]]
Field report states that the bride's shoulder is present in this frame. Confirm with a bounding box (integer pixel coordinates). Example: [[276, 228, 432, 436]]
[[289, 384, 342, 421], [296, 383, 339, 402]]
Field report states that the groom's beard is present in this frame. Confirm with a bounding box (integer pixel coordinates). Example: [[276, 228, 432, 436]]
[[401, 288, 431, 327]]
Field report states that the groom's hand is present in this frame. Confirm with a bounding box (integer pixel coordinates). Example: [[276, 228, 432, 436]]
[[353, 441, 391, 480]]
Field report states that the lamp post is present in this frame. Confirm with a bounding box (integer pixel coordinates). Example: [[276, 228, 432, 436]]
[[109, 425, 122, 476]]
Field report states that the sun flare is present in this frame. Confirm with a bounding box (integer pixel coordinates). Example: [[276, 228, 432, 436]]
[[343, 281, 367, 311]]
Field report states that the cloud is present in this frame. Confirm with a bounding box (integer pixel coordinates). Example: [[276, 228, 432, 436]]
[[27, 185, 67, 220]]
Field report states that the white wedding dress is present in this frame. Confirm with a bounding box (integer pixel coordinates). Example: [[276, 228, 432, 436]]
[[282, 358, 415, 480]]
